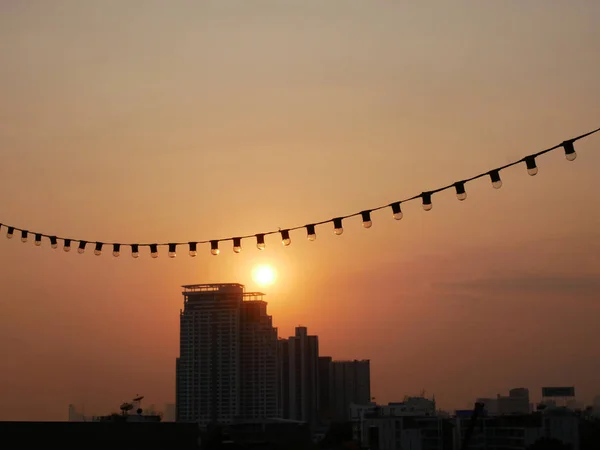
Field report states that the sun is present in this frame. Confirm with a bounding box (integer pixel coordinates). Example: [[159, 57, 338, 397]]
[[252, 264, 276, 287]]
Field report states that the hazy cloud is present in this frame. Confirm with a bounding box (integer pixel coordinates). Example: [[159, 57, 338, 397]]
[[433, 273, 600, 295]]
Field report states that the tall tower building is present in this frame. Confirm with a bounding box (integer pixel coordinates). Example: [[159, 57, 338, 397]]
[[279, 326, 320, 425], [176, 283, 278, 424], [331, 359, 371, 421]]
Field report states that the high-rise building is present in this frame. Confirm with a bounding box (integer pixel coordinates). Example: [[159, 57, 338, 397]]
[[318, 356, 333, 424], [279, 326, 320, 425], [331, 360, 371, 421], [175, 283, 278, 424]]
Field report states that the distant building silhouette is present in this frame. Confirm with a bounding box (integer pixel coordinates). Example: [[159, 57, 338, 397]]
[[278, 326, 320, 425], [331, 359, 371, 422], [176, 283, 278, 424]]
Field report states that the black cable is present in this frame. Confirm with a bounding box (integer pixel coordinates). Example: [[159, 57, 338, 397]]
[[1, 127, 598, 254]]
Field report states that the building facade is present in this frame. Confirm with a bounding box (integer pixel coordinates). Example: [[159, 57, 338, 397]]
[[176, 283, 278, 424], [331, 360, 371, 422], [278, 326, 320, 425]]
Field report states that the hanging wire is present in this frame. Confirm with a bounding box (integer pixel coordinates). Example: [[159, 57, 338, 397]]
[[0, 127, 598, 256]]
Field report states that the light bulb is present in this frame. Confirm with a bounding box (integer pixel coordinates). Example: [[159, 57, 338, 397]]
[[168, 243, 177, 258], [525, 156, 538, 176], [34, 234, 42, 246], [454, 182, 467, 201], [188, 242, 197, 257], [233, 238, 242, 253], [361, 211, 372, 229], [78, 241, 87, 254], [210, 240, 220, 255], [21, 230, 28, 243], [150, 244, 158, 258], [390, 202, 403, 220], [113, 244, 121, 257], [306, 224, 316, 241], [281, 230, 291, 246], [422, 192, 433, 211], [63, 239, 72, 252], [50, 236, 58, 249], [256, 234, 266, 250], [489, 170, 503, 189], [333, 218, 343, 235], [6, 227, 14, 239], [563, 141, 576, 161], [94, 242, 103, 256], [131, 244, 140, 258]]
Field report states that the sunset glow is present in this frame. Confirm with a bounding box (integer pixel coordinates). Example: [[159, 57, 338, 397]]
[[253, 265, 276, 287]]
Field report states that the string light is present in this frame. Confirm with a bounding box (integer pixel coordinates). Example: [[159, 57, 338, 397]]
[[563, 140, 577, 161], [524, 156, 538, 176], [281, 230, 291, 246], [0, 127, 596, 259], [333, 218, 343, 235], [489, 170, 503, 189], [361, 211, 372, 229], [422, 192, 433, 211], [454, 182, 467, 201], [256, 234, 266, 250], [391, 202, 403, 220], [233, 237, 242, 253], [306, 224, 316, 241]]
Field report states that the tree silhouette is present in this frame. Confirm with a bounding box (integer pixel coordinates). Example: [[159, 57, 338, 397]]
[[527, 437, 571, 450]]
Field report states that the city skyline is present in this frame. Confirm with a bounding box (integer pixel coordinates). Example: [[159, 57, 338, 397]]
[[1, 0, 600, 422]]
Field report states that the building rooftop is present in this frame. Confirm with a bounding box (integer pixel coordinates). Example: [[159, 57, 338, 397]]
[[182, 283, 245, 293]]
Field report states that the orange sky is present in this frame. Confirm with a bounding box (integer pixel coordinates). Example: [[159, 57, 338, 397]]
[[1, 1, 599, 420]]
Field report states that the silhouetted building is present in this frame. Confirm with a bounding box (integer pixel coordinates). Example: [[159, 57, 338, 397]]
[[318, 356, 333, 424], [331, 359, 371, 421], [279, 326, 319, 425], [176, 283, 278, 424]]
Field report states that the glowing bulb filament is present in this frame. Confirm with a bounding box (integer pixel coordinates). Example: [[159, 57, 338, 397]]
[[361, 211, 372, 228]]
